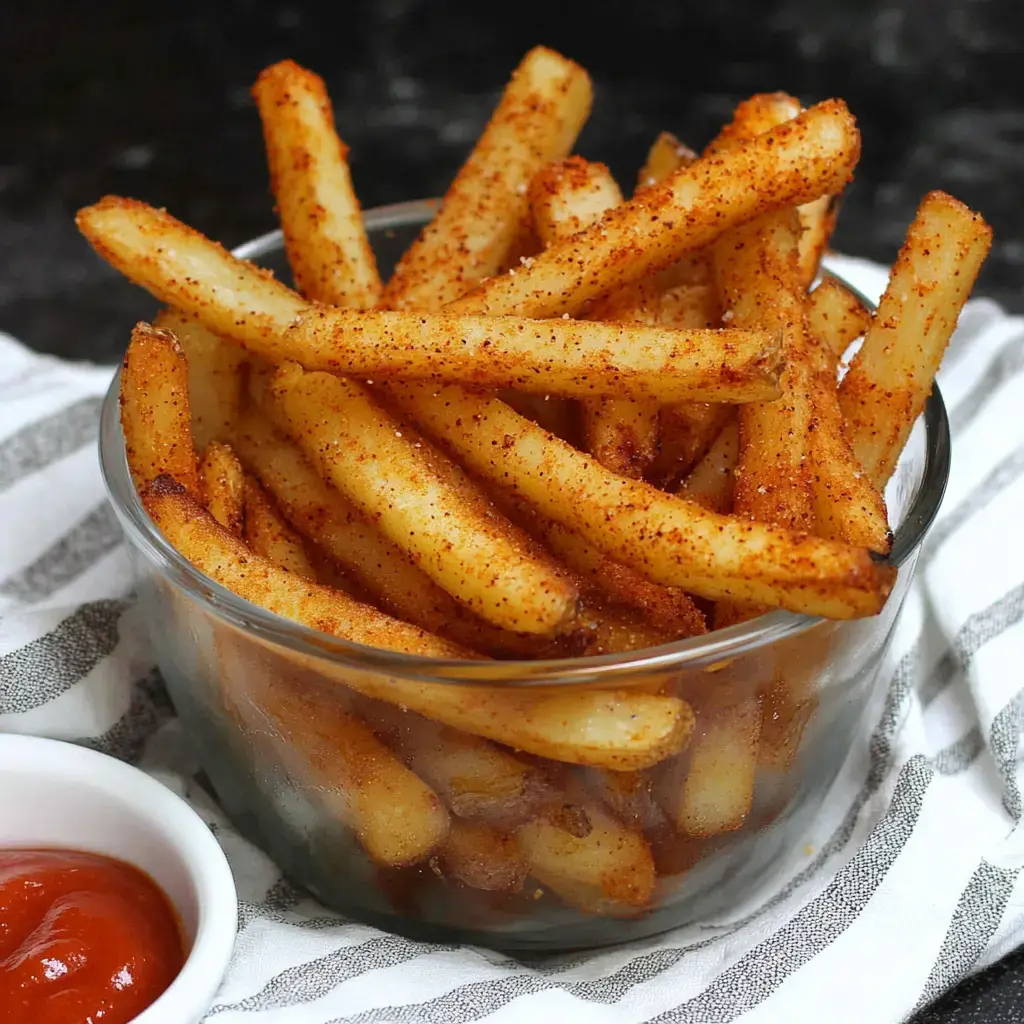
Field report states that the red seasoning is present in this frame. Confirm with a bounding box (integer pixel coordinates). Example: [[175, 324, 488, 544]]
[[0, 849, 185, 1024]]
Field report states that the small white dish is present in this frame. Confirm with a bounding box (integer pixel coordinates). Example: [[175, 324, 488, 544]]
[[0, 734, 237, 1024]]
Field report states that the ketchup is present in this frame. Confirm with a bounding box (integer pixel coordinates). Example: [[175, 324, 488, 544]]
[[0, 849, 185, 1024]]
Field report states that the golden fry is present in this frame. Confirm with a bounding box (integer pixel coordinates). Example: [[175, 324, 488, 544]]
[[143, 474, 471, 658], [230, 411, 555, 658], [120, 321, 199, 495], [264, 362, 578, 635], [382, 46, 592, 310], [661, 697, 762, 837], [678, 417, 740, 514], [439, 820, 527, 893], [530, 156, 658, 477], [78, 198, 307, 342], [198, 442, 245, 535], [252, 60, 381, 308], [705, 91, 839, 287], [636, 131, 697, 193], [840, 191, 992, 486], [388, 383, 895, 618], [805, 276, 872, 360], [242, 474, 319, 579], [518, 801, 656, 915], [237, 665, 449, 867], [284, 307, 782, 404], [154, 308, 246, 451], [366, 702, 544, 825], [450, 100, 860, 318]]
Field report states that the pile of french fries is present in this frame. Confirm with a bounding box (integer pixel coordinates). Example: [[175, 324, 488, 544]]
[[80, 48, 991, 922]]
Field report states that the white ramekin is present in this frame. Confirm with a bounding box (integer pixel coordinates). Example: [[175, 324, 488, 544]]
[[0, 734, 237, 1023]]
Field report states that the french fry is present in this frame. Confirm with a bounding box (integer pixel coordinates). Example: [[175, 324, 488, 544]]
[[143, 474, 472, 659], [678, 417, 740, 514], [198, 442, 245, 535], [153, 307, 247, 451], [491, 485, 706, 637], [651, 401, 734, 490], [438, 821, 527, 893], [365, 702, 545, 825], [449, 100, 860, 318], [712, 209, 817, 535], [235, 662, 449, 866], [389, 382, 896, 619], [264, 362, 578, 635], [805, 276, 872, 360], [230, 411, 559, 658], [529, 156, 623, 245], [120, 321, 199, 495], [382, 46, 592, 310], [283, 307, 782, 404], [840, 191, 992, 487], [242, 475, 320, 579], [78, 198, 780, 404], [252, 60, 382, 309], [78, 198, 308, 342], [150, 477, 692, 767], [660, 697, 762, 837], [636, 131, 697, 193], [518, 801, 656, 915], [705, 92, 838, 287], [758, 681, 817, 771], [530, 157, 659, 477]]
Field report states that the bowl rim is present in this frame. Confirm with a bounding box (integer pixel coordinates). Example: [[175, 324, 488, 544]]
[[0, 733, 237, 1023], [99, 198, 952, 686]]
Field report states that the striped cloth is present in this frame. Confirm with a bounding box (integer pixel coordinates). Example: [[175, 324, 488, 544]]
[[1, 254, 1023, 1023]]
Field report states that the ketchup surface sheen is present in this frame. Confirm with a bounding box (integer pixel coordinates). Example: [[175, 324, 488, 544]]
[[0, 849, 185, 1024]]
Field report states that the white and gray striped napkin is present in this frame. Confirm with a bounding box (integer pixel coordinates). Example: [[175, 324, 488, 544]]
[[1, 254, 1023, 1023]]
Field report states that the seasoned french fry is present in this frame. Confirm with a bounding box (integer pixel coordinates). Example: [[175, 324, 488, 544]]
[[153, 308, 246, 451], [712, 209, 817, 535], [198, 442, 245, 535], [807, 340, 892, 553], [382, 46, 592, 310], [78, 198, 308, 341], [449, 100, 860, 318], [230, 411, 558, 658], [151, 478, 692, 767], [365, 702, 544, 825], [252, 60, 381, 309], [758, 680, 817, 771], [242, 475, 319, 579], [518, 801, 656, 915], [529, 156, 623, 245], [636, 131, 697, 193], [439, 821, 527, 893], [389, 382, 896, 619], [806, 276, 872, 360], [120, 321, 199, 495], [491, 485, 705, 637], [705, 92, 838, 287], [840, 191, 992, 487], [530, 157, 659, 477], [651, 401, 734, 490], [264, 362, 578, 635], [236, 664, 449, 866], [678, 417, 740, 514], [143, 474, 472, 659], [282, 307, 782, 404], [661, 697, 762, 837]]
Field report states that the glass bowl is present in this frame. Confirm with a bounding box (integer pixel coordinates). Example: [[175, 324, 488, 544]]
[[99, 200, 950, 951]]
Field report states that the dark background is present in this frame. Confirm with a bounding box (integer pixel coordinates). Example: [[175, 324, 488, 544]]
[[3, 0, 1023, 1018]]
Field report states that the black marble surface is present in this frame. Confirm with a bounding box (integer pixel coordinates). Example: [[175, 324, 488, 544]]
[[3, 0, 1024, 1018]]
